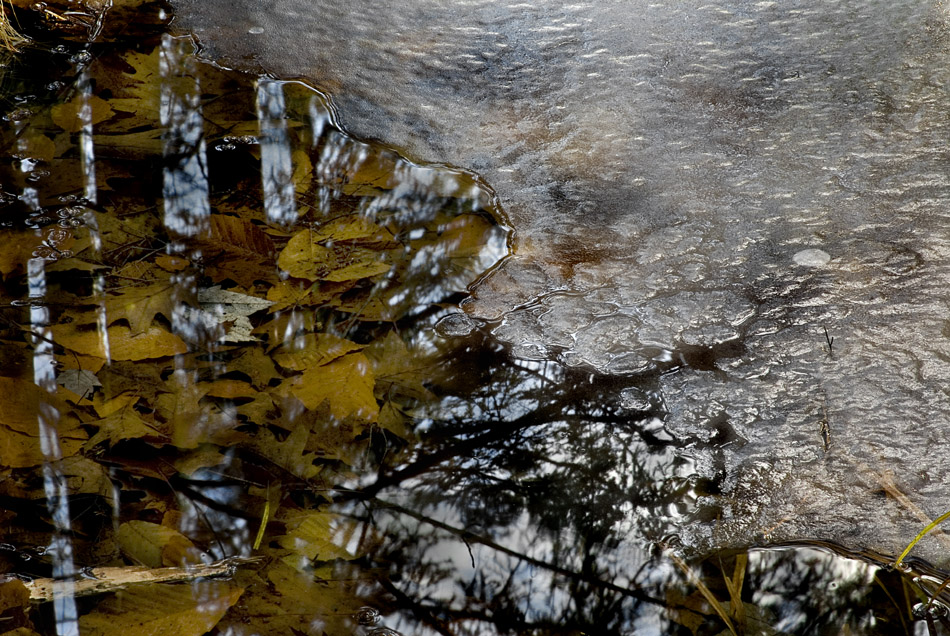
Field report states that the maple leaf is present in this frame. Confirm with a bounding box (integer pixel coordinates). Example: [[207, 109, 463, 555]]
[[279, 353, 379, 422], [103, 282, 181, 334]]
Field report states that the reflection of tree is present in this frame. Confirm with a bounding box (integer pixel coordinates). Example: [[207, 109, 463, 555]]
[[339, 332, 704, 635], [335, 331, 946, 635]]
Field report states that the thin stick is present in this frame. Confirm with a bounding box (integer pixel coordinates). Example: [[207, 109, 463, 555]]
[[23, 556, 261, 602]]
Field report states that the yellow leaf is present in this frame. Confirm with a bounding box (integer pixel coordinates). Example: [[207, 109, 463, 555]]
[[276, 510, 356, 561], [51, 323, 187, 360], [277, 229, 392, 282], [280, 353, 378, 421], [92, 393, 139, 418], [0, 230, 44, 277], [305, 214, 392, 243], [154, 255, 190, 272], [200, 379, 258, 399], [51, 94, 114, 132], [16, 132, 57, 162], [117, 521, 205, 568], [77, 581, 242, 636], [271, 333, 363, 371], [103, 282, 179, 334], [364, 331, 437, 402], [84, 406, 160, 449]]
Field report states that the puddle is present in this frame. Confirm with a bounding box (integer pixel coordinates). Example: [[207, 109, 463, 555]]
[[0, 1, 949, 635]]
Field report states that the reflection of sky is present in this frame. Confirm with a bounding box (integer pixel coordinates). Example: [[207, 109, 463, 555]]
[[257, 79, 298, 227], [160, 35, 211, 238]]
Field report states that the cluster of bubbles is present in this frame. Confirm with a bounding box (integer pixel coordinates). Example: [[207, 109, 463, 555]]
[[354, 607, 402, 636], [26, 197, 89, 261], [214, 134, 259, 152]]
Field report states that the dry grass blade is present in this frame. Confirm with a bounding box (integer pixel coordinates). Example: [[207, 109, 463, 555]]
[[668, 550, 738, 636], [0, 1, 27, 52], [720, 553, 747, 630]]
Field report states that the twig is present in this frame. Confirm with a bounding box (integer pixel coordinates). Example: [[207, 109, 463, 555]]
[[23, 556, 261, 602]]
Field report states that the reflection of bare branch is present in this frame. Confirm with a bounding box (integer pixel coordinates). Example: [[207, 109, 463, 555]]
[[372, 497, 665, 607]]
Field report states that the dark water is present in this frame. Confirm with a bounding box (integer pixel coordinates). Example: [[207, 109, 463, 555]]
[[0, 1, 948, 635]]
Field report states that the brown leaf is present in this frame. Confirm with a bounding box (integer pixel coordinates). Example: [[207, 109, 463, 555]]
[[51, 94, 115, 132], [271, 333, 363, 371]]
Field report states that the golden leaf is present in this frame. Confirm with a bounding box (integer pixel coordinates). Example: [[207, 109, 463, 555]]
[[0, 377, 85, 468], [77, 581, 242, 636], [102, 282, 180, 334], [51, 323, 187, 360], [277, 228, 393, 282], [196, 215, 278, 286], [0, 230, 44, 277], [200, 379, 258, 399], [280, 353, 379, 421], [84, 406, 161, 449], [16, 132, 57, 163], [276, 510, 356, 561], [50, 94, 115, 132], [304, 214, 392, 244], [271, 333, 363, 371], [116, 521, 205, 568], [364, 331, 436, 402]]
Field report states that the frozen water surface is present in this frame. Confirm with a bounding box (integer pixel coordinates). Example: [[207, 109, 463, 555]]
[[170, 0, 950, 561]]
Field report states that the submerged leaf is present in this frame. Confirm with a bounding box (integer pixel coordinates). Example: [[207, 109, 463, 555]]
[[276, 510, 356, 561], [51, 323, 187, 360], [77, 581, 242, 636], [117, 521, 205, 568], [103, 282, 180, 335], [271, 333, 363, 371], [280, 353, 379, 421]]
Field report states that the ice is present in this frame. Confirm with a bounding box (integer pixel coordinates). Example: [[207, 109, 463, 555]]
[[170, 0, 950, 561]]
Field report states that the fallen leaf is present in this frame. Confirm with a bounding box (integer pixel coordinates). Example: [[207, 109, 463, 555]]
[[276, 510, 356, 561], [77, 581, 242, 636], [50, 323, 188, 360], [280, 353, 379, 421], [103, 282, 180, 334], [271, 333, 363, 371], [116, 521, 206, 568], [51, 94, 115, 132]]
